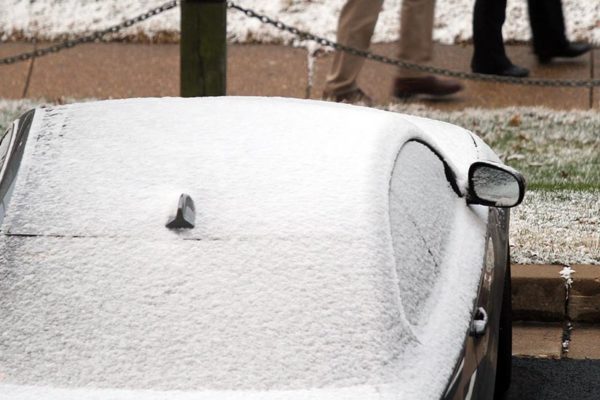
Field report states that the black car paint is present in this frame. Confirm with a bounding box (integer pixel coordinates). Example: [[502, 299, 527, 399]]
[[471, 207, 511, 399], [441, 207, 510, 400]]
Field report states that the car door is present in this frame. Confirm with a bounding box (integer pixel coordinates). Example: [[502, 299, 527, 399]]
[[389, 139, 486, 400], [388, 139, 461, 328], [469, 207, 510, 399], [444, 203, 510, 400], [448, 231, 499, 400], [389, 139, 506, 400]]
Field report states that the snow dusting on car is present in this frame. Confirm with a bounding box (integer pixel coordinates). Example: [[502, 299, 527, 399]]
[[1, 97, 488, 399]]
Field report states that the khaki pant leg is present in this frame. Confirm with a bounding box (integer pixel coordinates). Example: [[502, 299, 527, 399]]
[[397, 0, 436, 78], [323, 0, 384, 96]]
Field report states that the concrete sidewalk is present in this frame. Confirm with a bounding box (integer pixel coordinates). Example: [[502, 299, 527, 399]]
[[513, 264, 600, 359], [0, 41, 598, 109], [514, 322, 600, 360], [512, 264, 600, 324]]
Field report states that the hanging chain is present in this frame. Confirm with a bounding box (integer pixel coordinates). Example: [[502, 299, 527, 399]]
[[227, 1, 600, 88], [0, 1, 179, 65], [2, 0, 598, 88]]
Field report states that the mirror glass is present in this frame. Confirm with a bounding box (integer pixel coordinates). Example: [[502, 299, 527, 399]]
[[471, 164, 522, 207]]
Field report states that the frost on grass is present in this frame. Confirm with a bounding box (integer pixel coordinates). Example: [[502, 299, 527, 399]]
[[0, 0, 598, 45], [0, 99, 43, 131], [384, 105, 600, 191], [0, 98, 90, 133], [512, 191, 600, 265]]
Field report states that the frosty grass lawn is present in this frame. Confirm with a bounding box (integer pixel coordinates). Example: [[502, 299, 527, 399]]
[[1, 99, 598, 265], [1, 0, 599, 45]]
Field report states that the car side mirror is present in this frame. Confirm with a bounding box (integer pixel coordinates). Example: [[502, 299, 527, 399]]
[[467, 161, 526, 208]]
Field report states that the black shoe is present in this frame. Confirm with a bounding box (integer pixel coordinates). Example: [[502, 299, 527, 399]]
[[537, 43, 592, 64], [473, 64, 530, 78]]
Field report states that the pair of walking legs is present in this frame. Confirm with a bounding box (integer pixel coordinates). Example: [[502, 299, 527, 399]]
[[323, 0, 462, 103], [324, 0, 590, 102], [472, 0, 590, 76]]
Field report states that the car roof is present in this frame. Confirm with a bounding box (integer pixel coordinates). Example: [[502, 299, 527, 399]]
[[2, 96, 479, 239]]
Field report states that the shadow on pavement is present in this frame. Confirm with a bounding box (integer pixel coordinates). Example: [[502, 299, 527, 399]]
[[507, 357, 600, 400]]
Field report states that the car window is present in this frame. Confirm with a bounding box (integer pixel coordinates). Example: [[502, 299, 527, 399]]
[[0, 125, 13, 171], [389, 140, 458, 327], [0, 125, 14, 226]]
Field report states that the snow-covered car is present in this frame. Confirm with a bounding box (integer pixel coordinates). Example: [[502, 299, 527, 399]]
[[0, 97, 525, 400]]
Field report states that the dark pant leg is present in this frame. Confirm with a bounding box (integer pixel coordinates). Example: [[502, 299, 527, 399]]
[[471, 0, 511, 71], [527, 0, 568, 55]]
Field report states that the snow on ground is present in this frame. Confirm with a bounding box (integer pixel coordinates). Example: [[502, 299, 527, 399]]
[[384, 104, 600, 191], [0, 0, 599, 45], [0, 98, 597, 266], [512, 191, 599, 265]]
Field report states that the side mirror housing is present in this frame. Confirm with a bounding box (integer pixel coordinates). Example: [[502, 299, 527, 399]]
[[467, 161, 526, 208]]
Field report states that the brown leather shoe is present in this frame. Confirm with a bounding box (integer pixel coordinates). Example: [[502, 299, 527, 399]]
[[393, 76, 463, 99], [322, 88, 374, 107]]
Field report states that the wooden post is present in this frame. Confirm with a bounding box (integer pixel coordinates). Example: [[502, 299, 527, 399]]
[[180, 0, 227, 97]]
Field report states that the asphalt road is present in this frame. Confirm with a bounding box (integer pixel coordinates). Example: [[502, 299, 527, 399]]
[[506, 357, 600, 400]]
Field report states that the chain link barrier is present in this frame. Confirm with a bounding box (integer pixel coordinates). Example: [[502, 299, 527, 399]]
[[0, 0, 179, 65], [1, 0, 598, 88]]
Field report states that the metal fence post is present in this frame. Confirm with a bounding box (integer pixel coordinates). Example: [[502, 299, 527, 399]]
[[180, 0, 227, 97]]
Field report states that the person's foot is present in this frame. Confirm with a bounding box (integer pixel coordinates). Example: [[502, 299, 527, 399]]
[[537, 43, 592, 64], [322, 88, 373, 107], [473, 64, 530, 78], [392, 76, 463, 99]]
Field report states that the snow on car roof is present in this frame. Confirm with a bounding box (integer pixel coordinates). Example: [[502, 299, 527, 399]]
[[0, 97, 485, 399], [2, 97, 478, 238]]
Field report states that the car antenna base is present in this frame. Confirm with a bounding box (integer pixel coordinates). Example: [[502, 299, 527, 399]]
[[166, 193, 196, 229]]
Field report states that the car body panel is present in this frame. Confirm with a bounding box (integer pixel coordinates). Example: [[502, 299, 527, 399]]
[[0, 98, 512, 400], [442, 207, 510, 400]]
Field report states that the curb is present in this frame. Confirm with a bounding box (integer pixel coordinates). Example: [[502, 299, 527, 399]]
[[512, 264, 600, 323]]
